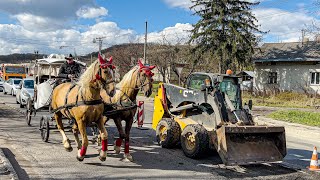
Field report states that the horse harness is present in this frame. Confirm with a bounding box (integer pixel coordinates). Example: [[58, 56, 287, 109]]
[[51, 83, 104, 119]]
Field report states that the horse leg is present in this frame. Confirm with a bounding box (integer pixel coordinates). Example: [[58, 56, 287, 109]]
[[54, 112, 73, 152], [114, 118, 125, 154], [97, 116, 108, 161], [72, 122, 82, 150], [123, 118, 134, 162], [76, 120, 88, 161]]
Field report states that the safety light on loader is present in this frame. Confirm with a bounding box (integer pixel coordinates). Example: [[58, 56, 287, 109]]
[[226, 69, 233, 75]]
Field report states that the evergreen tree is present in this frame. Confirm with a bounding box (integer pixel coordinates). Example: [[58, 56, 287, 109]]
[[189, 0, 264, 73]]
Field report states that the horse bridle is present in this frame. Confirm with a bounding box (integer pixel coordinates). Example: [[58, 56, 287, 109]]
[[96, 67, 115, 87]]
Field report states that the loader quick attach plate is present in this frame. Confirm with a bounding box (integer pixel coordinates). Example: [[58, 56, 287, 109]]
[[213, 125, 287, 166]]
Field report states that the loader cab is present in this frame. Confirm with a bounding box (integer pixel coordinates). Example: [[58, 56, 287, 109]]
[[218, 76, 242, 109], [186, 73, 212, 90]]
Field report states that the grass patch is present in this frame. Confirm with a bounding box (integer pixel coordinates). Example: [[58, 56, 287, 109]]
[[243, 91, 320, 108], [268, 110, 320, 127], [138, 82, 159, 98]]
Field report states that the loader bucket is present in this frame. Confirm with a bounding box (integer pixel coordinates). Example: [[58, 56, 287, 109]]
[[213, 126, 286, 166]]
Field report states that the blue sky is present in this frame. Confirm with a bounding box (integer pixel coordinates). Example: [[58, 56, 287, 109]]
[[0, 0, 319, 55]]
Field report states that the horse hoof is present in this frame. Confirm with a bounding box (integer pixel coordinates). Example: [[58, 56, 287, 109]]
[[114, 146, 121, 154], [99, 156, 106, 162], [65, 146, 73, 152], [124, 154, 133, 162], [76, 156, 84, 162], [122, 158, 131, 163]]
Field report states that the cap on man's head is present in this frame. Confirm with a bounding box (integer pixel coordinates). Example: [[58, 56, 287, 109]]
[[65, 54, 74, 60]]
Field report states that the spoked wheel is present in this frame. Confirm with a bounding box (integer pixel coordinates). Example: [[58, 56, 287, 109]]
[[40, 116, 50, 142], [25, 100, 32, 126]]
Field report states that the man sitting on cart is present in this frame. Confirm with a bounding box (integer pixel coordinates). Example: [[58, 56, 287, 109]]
[[58, 54, 81, 82]]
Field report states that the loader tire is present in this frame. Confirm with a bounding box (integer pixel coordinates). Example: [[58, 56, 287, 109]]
[[156, 118, 181, 148], [181, 124, 209, 159]]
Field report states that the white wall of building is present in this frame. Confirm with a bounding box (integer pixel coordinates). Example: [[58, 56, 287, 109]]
[[254, 63, 320, 94]]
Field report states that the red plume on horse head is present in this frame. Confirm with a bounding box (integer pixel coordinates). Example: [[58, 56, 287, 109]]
[[137, 58, 156, 76], [98, 53, 106, 65], [98, 53, 114, 69], [138, 59, 144, 69]]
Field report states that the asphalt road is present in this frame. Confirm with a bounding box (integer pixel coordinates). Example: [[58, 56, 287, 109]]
[[0, 92, 319, 179]]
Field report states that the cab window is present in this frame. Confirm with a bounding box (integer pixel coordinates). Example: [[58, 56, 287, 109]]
[[188, 74, 211, 90]]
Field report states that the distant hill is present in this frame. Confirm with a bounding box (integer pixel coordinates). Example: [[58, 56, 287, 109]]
[[0, 53, 46, 64]]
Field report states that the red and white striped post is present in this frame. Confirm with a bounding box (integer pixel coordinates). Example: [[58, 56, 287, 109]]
[[137, 101, 144, 127]]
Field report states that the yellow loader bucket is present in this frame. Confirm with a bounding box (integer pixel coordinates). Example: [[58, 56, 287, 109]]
[[213, 126, 286, 166]]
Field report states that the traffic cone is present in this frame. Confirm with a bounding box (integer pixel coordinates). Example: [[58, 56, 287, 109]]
[[308, 146, 320, 171]]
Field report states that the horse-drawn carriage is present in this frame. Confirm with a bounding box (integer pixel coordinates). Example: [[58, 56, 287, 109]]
[[25, 53, 155, 162], [25, 54, 86, 142]]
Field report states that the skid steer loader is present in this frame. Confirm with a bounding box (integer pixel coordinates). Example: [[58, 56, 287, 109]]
[[152, 72, 286, 165]]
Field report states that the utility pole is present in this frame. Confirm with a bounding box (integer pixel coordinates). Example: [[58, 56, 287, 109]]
[[93, 37, 106, 54], [302, 29, 305, 46], [144, 21, 148, 64]]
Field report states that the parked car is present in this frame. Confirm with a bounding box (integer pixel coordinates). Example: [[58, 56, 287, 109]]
[[3, 78, 22, 96], [16, 78, 34, 108], [0, 77, 4, 92]]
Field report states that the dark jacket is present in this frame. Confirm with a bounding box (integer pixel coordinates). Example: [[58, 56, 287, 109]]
[[58, 61, 81, 79]]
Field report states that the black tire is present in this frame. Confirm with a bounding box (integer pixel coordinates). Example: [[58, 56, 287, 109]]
[[156, 118, 181, 148], [180, 124, 209, 159], [40, 116, 50, 142]]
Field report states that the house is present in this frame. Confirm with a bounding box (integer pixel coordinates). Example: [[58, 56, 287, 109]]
[[253, 41, 320, 95], [237, 71, 254, 91]]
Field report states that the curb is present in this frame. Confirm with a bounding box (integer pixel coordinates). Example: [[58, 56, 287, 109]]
[[0, 148, 19, 180]]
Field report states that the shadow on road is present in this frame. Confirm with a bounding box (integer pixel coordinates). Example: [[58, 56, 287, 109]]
[[2, 148, 30, 180], [81, 126, 311, 179]]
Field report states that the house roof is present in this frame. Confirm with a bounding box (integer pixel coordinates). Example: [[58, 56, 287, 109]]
[[254, 41, 320, 63], [237, 71, 254, 77]]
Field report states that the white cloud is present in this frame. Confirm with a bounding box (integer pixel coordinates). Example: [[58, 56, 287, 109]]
[[0, 22, 194, 55], [0, 0, 97, 31], [14, 13, 66, 32], [140, 23, 193, 44], [76, 7, 108, 19], [253, 8, 319, 42], [163, 0, 193, 10]]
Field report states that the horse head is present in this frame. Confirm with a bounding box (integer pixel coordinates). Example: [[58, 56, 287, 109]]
[[94, 53, 116, 97], [137, 59, 155, 97]]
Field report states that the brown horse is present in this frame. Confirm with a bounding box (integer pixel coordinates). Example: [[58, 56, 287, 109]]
[[51, 54, 116, 161], [101, 60, 155, 162]]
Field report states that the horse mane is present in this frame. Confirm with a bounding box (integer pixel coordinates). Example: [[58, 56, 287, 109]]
[[112, 66, 139, 102], [77, 60, 98, 87], [117, 66, 139, 89]]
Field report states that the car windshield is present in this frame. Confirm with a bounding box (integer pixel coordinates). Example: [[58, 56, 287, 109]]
[[13, 79, 22, 85], [23, 80, 34, 89]]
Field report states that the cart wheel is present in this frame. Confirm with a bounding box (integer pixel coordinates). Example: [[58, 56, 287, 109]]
[[40, 116, 50, 142], [25, 101, 32, 126], [156, 118, 181, 148], [180, 124, 209, 159]]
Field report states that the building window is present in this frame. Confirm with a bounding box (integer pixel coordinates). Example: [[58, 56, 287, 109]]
[[311, 72, 320, 85], [268, 72, 277, 84]]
